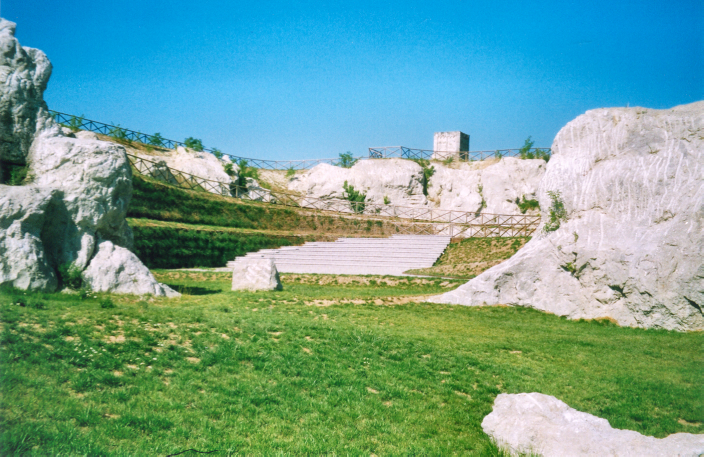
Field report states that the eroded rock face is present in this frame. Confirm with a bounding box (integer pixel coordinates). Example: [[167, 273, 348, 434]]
[[28, 136, 134, 269], [429, 102, 704, 331], [82, 241, 179, 297], [288, 157, 546, 215], [135, 146, 237, 196], [231, 258, 282, 291], [428, 158, 546, 215], [0, 18, 177, 297], [0, 185, 59, 290], [0, 19, 57, 164], [482, 393, 704, 457], [289, 159, 428, 211]]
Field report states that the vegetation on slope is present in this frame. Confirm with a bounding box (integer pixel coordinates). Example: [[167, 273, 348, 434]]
[[0, 276, 702, 456], [406, 237, 530, 278]]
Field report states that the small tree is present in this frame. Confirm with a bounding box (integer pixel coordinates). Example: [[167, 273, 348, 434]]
[[343, 181, 366, 214], [148, 132, 165, 147], [519, 136, 534, 159], [184, 137, 204, 152], [336, 151, 357, 168], [543, 190, 567, 232]]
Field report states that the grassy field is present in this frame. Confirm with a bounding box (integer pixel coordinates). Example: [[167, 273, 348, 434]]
[[0, 273, 702, 456], [406, 237, 530, 278]]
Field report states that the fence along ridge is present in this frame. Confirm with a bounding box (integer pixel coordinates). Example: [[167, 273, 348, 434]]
[[127, 153, 541, 237], [51, 110, 550, 170]]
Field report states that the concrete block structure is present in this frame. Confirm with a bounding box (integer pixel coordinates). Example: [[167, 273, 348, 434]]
[[433, 131, 469, 160]]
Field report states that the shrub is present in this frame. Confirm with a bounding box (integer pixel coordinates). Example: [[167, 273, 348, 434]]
[[411, 159, 435, 196], [148, 132, 165, 147], [343, 181, 366, 214], [475, 184, 487, 216], [109, 124, 130, 144], [286, 167, 296, 178], [1, 164, 28, 185], [57, 263, 83, 290], [68, 114, 85, 132], [336, 152, 357, 168], [544, 190, 567, 232], [515, 195, 540, 214], [383, 195, 390, 205], [184, 137, 204, 152], [236, 159, 259, 188], [494, 150, 502, 159], [211, 148, 223, 159], [537, 148, 552, 162], [519, 136, 535, 159], [100, 298, 116, 309], [223, 162, 236, 177]]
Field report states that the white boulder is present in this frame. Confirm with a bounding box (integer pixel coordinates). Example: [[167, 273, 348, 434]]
[[429, 102, 704, 331], [0, 18, 57, 164], [231, 258, 282, 291], [0, 19, 176, 297], [0, 185, 59, 290], [482, 393, 704, 457], [82, 241, 179, 297]]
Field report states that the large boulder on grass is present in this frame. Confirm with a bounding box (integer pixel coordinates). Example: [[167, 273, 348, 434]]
[[0, 17, 178, 297], [82, 241, 179, 297], [429, 101, 704, 331], [482, 393, 704, 457], [231, 258, 282, 291]]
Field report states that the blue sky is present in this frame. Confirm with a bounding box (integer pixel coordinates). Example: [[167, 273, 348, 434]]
[[5, 0, 703, 160]]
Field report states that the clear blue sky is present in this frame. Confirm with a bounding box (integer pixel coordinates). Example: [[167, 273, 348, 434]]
[[5, 0, 703, 160]]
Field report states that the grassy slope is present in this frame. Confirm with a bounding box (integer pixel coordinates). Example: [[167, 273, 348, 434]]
[[1, 275, 702, 456], [406, 237, 531, 278]]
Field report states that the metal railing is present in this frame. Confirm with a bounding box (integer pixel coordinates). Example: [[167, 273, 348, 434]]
[[127, 153, 541, 237], [50, 111, 364, 170], [51, 111, 549, 170], [368, 146, 550, 162]]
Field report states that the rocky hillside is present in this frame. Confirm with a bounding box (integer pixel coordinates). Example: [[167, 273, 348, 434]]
[[430, 101, 704, 332]]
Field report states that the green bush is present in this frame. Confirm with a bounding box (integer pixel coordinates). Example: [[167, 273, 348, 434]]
[[99, 298, 116, 309], [57, 263, 83, 290], [343, 181, 366, 214], [184, 137, 204, 152], [515, 195, 540, 214], [0, 163, 28, 185], [68, 114, 85, 132], [223, 162, 236, 177], [286, 167, 296, 178], [109, 124, 130, 144], [148, 132, 165, 147], [211, 148, 223, 159], [131, 225, 301, 268], [236, 159, 259, 188], [544, 190, 567, 232], [411, 159, 435, 196], [336, 152, 357, 168]]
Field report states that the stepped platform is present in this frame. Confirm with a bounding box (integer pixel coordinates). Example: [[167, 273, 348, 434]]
[[226, 235, 451, 276]]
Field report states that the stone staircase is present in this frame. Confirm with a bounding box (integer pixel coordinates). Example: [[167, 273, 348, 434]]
[[226, 235, 451, 276]]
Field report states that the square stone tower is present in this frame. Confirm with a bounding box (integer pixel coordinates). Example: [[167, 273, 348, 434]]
[[433, 131, 469, 160]]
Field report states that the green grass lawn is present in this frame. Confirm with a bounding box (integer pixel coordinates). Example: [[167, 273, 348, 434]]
[[1, 273, 702, 456]]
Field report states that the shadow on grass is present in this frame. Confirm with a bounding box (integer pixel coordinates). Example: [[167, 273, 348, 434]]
[[164, 284, 222, 296]]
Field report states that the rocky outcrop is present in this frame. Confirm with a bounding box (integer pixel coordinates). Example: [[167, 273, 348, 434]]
[[429, 102, 704, 331], [482, 393, 704, 457], [288, 157, 546, 216], [428, 158, 545, 215], [0, 18, 176, 297], [0, 18, 57, 164], [231, 258, 282, 291], [83, 241, 179, 297], [289, 159, 428, 211], [134, 146, 237, 196]]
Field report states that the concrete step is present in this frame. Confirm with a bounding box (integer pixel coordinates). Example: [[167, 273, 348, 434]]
[[225, 234, 451, 276]]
